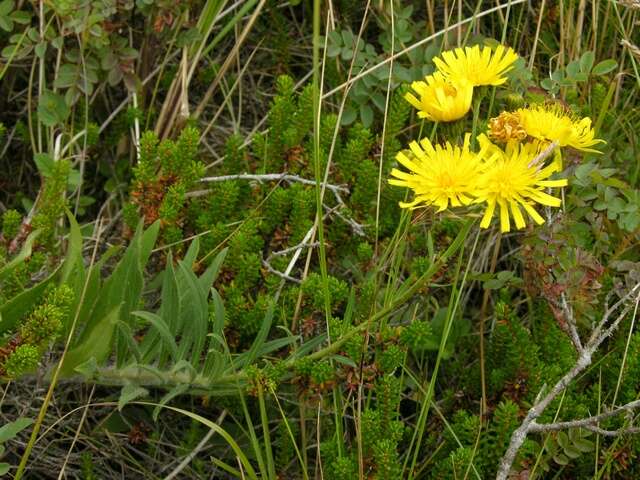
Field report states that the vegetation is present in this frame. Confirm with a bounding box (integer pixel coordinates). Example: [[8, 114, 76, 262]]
[[1, 1, 640, 478]]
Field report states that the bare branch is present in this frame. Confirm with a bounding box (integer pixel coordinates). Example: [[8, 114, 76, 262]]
[[200, 173, 348, 193], [270, 240, 321, 258], [529, 399, 640, 433], [323, 204, 367, 236], [561, 292, 583, 353], [195, 173, 350, 206], [588, 283, 640, 348], [261, 259, 302, 284], [496, 283, 640, 480]]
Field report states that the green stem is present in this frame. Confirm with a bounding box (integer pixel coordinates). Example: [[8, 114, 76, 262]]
[[258, 384, 276, 479], [239, 390, 269, 477], [270, 385, 309, 480], [405, 224, 480, 479], [310, 0, 343, 458], [470, 90, 484, 148]]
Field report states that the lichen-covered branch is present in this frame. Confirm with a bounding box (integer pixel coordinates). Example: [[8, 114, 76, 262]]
[[496, 283, 640, 480]]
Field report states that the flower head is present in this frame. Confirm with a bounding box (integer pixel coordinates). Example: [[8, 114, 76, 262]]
[[388, 134, 483, 211], [516, 104, 605, 152], [488, 111, 527, 143], [474, 135, 568, 232], [404, 72, 473, 122], [433, 44, 519, 86]]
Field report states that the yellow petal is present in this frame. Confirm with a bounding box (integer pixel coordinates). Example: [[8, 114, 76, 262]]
[[510, 200, 526, 229], [521, 202, 545, 225]]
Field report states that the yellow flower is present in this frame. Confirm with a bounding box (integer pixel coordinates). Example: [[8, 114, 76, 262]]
[[488, 111, 527, 143], [474, 135, 568, 232], [404, 72, 473, 122], [388, 134, 484, 211], [516, 104, 605, 152], [433, 44, 519, 86]]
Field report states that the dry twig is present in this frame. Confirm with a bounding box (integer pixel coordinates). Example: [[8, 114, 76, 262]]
[[497, 283, 640, 480]]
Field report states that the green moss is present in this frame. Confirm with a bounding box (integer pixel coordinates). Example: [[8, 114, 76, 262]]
[[4, 344, 39, 378], [32, 159, 71, 246], [2, 209, 22, 239]]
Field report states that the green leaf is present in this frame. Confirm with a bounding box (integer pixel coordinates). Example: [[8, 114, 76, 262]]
[[138, 402, 258, 480], [139, 220, 160, 267], [0, 463, 9, 475], [330, 354, 357, 368], [10, 10, 30, 25], [574, 438, 595, 452], [579, 51, 595, 72], [61, 305, 120, 375], [53, 63, 79, 89], [34, 153, 55, 177], [182, 236, 200, 267], [566, 60, 580, 78], [176, 260, 209, 364], [592, 59, 617, 76], [76, 221, 157, 366], [0, 0, 13, 16], [140, 256, 179, 364], [237, 302, 274, 368], [0, 16, 12, 32], [152, 384, 189, 421], [176, 27, 201, 48], [360, 104, 373, 128], [34, 41, 46, 59], [73, 357, 98, 378], [563, 444, 582, 459], [484, 278, 504, 290], [573, 72, 588, 82], [540, 78, 557, 93], [340, 105, 357, 125], [0, 417, 33, 443], [118, 384, 148, 411], [0, 268, 58, 334], [198, 247, 227, 293], [209, 288, 225, 336], [553, 453, 569, 465], [116, 321, 142, 363], [37, 90, 70, 127], [557, 431, 569, 450], [60, 208, 83, 284], [0, 230, 39, 282], [0, 230, 40, 280], [133, 311, 178, 361]]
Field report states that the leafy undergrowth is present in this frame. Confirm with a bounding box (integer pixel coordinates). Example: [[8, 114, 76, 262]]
[[1, 1, 640, 479]]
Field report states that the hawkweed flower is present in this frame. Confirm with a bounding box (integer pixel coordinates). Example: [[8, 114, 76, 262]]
[[516, 104, 605, 152], [433, 44, 519, 86], [474, 135, 568, 232], [488, 111, 527, 143], [404, 72, 473, 122], [388, 134, 484, 210]]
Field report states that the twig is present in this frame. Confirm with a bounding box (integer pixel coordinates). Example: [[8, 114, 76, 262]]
[[322, 204, 367, 236], [560, 292, 584, 353], [199, 173, 348, 192], [581, 425, 640, 437], [496, 283, 640, 480], [529, 399, 640, 433], [261, 258, 302, 284], [270, 240, 321, 258], [164, 410, 228, 480], [270, 223, 320, 286]]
